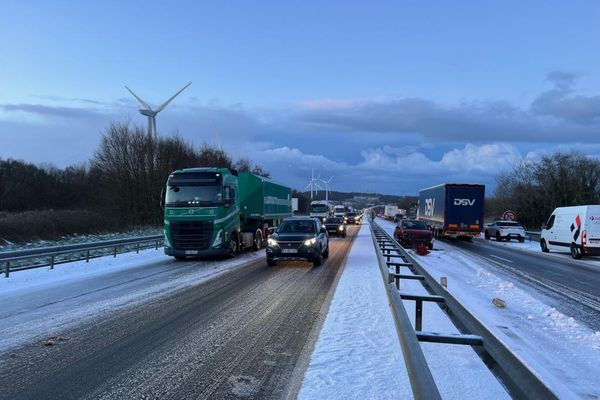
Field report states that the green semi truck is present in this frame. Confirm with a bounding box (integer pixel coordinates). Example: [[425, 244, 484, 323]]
[[162, 167, 292, 259]]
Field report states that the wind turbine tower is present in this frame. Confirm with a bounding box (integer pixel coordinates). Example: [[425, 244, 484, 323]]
[[320, 176, 334, 202], [124, 82, 192, 139], [304, 169, 322, 200]]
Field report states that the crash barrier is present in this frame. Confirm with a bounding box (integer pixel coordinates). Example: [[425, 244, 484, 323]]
[[525, 231, 541, 242], [369, 222, 557, 400], [0, 235, 163, 278]]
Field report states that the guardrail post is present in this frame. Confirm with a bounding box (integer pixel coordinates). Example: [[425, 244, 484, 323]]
[[86, 250, 90, 263], [114, 246, 117, 257], [155, 240, 159, 250], [395, 265, 400, 289], [136, 243, 140, 254], [415, 300, 423, 331], [4, 261, 9, 278], [50, 255, 55, 270]]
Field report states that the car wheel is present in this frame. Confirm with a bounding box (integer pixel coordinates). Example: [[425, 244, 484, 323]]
[[427, 242, 433, 250], [323, 244, 329, 259], [174, 256, 186, 261], [495, 232, 502, 241], [313, 250, 323, 267], [267, 258, 277, 266], [518, 236, 524, 243], [484, 230, 490, 240], [570, 243, 582, 259], [540, 239, 549, 253]]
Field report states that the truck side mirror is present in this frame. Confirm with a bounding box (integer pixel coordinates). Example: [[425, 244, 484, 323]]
[[159, 187, 165, 210], [320, 227, 327, 234]]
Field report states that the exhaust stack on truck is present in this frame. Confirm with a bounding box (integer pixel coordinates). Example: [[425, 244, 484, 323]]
[[162, 168, 292, 259], [417, 183, 485, 241]]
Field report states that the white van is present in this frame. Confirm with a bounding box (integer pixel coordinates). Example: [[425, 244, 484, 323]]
[[540, 205, 600, 259]]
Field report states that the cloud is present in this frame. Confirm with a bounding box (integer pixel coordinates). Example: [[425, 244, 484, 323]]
[[0, 103, 105, 120], [530, 72, 600, 124]]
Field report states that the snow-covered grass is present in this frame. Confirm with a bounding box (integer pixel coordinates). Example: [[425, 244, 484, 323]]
[[378, 218, 600, 399], [0, 248, 263, 352], [299, 223, 508, 400]]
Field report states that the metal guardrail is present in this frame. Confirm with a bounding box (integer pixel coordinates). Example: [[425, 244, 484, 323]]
[[0, 235, 163, 278], [369, 221, 557, 400], [526, 231, 541, 242]]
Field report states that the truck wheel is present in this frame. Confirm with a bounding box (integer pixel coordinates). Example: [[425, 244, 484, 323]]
[[495, 232, 502, 241], [570, 243, 582, 260], [253, 230, 263, 251], [228, 235, 239, 258], [313, 250, 323, 267], [267, 258, 277, 267], [484, 230, 490, 240], [540, 239, 549, 253]]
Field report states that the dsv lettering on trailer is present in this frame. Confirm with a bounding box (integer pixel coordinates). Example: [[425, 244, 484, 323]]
[[424, 198, 435, 216], [454, 198, 476, 206]]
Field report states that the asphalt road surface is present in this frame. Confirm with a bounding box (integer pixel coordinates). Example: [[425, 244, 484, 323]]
[[0, 225, 359, 400], [446, 237, 600, 330]]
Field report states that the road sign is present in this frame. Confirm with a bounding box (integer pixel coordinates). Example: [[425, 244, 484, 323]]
[[502, 210, 517, 221]]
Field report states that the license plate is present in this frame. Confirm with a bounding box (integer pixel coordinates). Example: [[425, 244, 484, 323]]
[[281, 249, 298, 254], [328, 230, 336, 233], [185, 250, 199, 255]]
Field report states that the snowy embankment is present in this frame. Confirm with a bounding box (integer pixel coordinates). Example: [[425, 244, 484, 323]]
[[299, 223, 508, 400], [0, 248, 263, 353], [378, 219, 600, 399]]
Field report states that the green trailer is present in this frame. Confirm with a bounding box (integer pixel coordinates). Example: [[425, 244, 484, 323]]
[[162, 167, 292, 259]]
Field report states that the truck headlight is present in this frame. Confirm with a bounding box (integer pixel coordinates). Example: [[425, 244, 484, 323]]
[[304, 238, 317, 246], [212, 229, 223, 247], [268, 238, 278, 246]]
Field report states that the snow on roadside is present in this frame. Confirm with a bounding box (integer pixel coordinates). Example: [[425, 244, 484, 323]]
[[298, 223, 411, 400], [299, 223, 508, 400], [0, 248, 263, 352], [378, 219, 600, 398]]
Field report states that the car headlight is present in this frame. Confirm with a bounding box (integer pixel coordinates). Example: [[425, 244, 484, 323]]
[[304, 238, 317, 246], [268, 238, 278, 246], [338, 226, 343, 231], [322, 217, 327, 222]]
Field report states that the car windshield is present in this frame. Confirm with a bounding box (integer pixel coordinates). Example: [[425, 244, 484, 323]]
[[347, 212, 356, 217], [402, 220, 428, 230], [277, 220, 317, 233], [325, 218, 342, 224]]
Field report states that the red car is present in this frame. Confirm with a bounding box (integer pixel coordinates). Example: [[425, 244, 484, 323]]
[[394, 219, 433, 250]]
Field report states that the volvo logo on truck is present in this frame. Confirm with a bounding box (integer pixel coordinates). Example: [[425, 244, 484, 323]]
[[454, 198, 476, 206]]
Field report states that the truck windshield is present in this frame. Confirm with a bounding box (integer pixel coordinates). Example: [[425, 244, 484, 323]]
[[311, 204, 329, 212], [165, 172, 223, 207]]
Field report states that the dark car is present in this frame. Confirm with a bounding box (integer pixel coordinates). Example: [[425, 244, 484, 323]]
[[266, 217, 329, 267], [324, 217, 347, 237], [394, 219, 433, 249], [345, 212, 360, 225]]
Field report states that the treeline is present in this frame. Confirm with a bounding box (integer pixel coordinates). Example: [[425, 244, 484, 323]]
[[493, 151, 600, 229], [0, 122, 269, 242]]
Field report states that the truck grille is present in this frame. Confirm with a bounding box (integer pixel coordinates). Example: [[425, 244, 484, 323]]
[[170, 221, 213, 250]]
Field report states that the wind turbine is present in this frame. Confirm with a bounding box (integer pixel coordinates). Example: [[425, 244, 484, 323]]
[[320, 176, 333, 202], [304, 169, 322, 200], [124, 82, 192, 139]]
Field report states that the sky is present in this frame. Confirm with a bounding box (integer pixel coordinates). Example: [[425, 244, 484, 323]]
[[1, 0, 600, 195]]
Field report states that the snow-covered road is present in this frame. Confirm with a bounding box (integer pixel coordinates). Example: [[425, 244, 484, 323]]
[[377, 218, 600, 399]]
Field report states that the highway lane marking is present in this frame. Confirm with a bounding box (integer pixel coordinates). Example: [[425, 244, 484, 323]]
[[489, 254, 513, 263]]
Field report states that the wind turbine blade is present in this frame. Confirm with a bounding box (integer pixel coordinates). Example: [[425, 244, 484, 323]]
[[125, 86, 153, 110], [327, 175, 334, 183], [304, 183, 312, 190], [155, 81, 192, 113]]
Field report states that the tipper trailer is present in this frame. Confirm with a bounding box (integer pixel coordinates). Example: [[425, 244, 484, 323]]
[[162, 167, 292, 259], [418, 183, 485, 241]]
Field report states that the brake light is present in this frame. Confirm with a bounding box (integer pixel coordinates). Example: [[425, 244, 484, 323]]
[[582, 230, 587, 246]]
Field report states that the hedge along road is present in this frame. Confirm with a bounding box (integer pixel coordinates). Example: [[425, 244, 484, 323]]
[[0, 224, 360, 400]]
